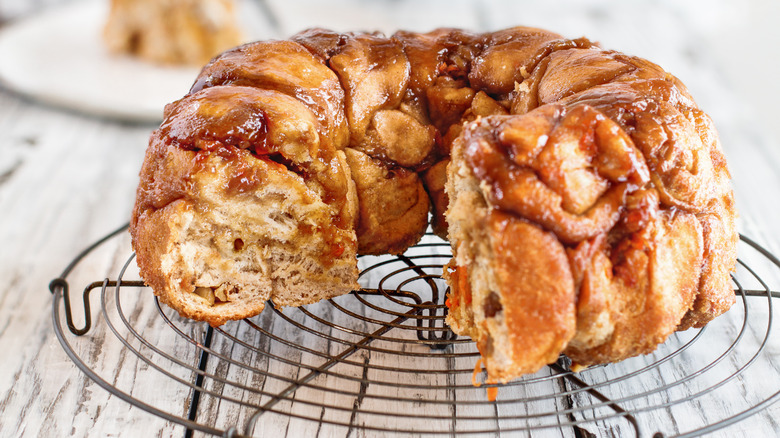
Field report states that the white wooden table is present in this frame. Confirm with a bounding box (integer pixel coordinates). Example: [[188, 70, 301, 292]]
[[2, 0, 780, 437]]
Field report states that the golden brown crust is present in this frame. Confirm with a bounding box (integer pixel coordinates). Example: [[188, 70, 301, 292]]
[[679, 193, 738, 329], [563, 208, 704, 366], [131, 26, 738, 381], [488, 211, 576, 380], [343, 148, 429, 255], [421, 159, 450, 240]]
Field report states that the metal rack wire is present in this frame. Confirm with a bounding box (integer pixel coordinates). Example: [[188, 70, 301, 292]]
[[49, 224, 780, 437]]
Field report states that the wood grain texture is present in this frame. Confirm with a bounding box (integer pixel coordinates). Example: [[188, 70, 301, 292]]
[[1, 0, 780, 437]]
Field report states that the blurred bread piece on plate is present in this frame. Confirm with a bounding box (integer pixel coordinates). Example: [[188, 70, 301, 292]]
[[0, 0, 274, 122], [103, 0, 244, 66]]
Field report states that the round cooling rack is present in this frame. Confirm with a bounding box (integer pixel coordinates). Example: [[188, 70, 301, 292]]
[[49, 224, 780, 437]]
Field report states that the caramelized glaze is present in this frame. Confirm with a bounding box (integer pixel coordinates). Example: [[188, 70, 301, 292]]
[[131, 26, 737, 378]]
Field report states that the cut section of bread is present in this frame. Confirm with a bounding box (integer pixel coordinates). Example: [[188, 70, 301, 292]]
[[131, 86, 358, 326]]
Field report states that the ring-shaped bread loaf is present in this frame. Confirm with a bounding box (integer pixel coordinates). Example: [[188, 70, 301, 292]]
[[130, 26, 737, 382]]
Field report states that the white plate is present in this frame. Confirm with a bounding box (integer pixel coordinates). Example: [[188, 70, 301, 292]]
[[0, 0, 265, 123]]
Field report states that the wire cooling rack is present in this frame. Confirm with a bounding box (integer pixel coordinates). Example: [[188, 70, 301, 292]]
[[49, 224, 780, 437]]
